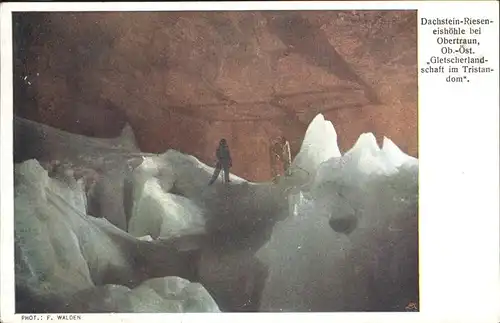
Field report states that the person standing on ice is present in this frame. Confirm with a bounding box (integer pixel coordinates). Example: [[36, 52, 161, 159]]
[[280, 136, 292, 176], [270, 136, 292, 182], [208, 138, 232, 185]]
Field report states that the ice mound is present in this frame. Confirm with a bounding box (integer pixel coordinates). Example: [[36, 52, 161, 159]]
[[381, 136, 418, 169], [290, 113, 341, 179], [14, 159, 210, 313], [340, 133, 418, 176], [15, 160, 121, 309], [138, 235, 154, 241], [66, 277, 220, 313], [109, 123, 139, 151], [129, 177, 206, 239], [344, 132, 389, 174], [311, 133, 418, 190]]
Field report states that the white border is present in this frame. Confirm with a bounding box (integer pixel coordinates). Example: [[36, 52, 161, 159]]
[[0, 1, 462, 12], [1, 2, 499, 323], [1, 2, 15, 319]]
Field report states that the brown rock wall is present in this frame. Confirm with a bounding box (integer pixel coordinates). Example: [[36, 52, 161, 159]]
[[14, 10, 417, 181]]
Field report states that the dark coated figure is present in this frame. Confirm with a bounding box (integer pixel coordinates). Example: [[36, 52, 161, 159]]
[[208, 138, 232, 185]]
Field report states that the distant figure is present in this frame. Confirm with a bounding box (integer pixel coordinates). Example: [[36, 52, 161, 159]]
[[208, 138, 232, 185], [122, 160, 136, 231], [270, 136, 292, 182], [280, 136, 292, 176]]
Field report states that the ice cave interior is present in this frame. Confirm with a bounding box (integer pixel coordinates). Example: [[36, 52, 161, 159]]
[[13, 113, 419, 313]]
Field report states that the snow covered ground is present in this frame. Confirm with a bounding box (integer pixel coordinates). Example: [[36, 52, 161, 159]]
[[13, 113, 419, 313]]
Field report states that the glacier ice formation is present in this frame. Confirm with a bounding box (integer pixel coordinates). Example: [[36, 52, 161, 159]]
[[66, 276, 220, 313], [13, 113, 418, 313], [14, 160, 214, 313]]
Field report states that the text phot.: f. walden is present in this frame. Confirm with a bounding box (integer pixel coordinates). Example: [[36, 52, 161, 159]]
[[21, 314, 83, 321]]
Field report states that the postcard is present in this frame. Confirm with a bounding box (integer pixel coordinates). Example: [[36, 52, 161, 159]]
[[1, 2, 498, 323]]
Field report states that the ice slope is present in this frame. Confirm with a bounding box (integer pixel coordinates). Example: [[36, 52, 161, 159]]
[[256, 117, 419, 311], [14, 160, 217, 313], [14, 116, 150, 231], [14, 116, 142, 165]]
